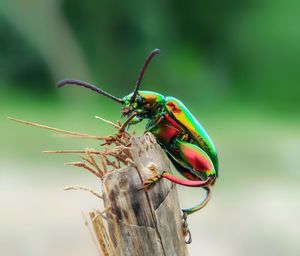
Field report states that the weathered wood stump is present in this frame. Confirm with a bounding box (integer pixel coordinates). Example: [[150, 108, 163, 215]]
[[8, 117, 189, 255], [90, 133, 189, 256]]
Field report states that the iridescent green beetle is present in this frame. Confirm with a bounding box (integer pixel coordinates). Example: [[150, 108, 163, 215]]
[[57, 49, 218, 241]]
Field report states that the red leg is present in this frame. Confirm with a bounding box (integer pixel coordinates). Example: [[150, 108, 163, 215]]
[[162, 139, 217, 187], [143, 139, 216, 189], [162, 172, 212, 187]]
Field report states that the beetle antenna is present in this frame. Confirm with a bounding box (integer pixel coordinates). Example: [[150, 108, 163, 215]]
[[57, 79, 124, 104], [131, 49, 160, 102]]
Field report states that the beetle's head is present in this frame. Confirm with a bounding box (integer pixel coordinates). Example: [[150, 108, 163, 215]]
[[56, 49, 160, 118], [120, 94, 142, 117], [121, 91, 164, 118]]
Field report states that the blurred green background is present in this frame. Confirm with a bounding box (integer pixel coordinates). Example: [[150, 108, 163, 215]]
[[1, 1, 300, 255]]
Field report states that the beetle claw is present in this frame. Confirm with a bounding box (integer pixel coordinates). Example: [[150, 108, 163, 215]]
[[139, 164, 162, 190], [181, 210, 192, 244], [185, 230, 192, 244], [141, 173, 162, 190]]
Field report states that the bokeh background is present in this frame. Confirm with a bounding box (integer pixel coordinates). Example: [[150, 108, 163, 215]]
[[1, 1, 300, 255]]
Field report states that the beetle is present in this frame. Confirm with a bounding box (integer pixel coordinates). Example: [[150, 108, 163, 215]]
[[57, 49, 218, 240]]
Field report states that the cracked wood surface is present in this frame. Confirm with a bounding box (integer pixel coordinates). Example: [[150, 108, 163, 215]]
[[100, 133, 189, 256]]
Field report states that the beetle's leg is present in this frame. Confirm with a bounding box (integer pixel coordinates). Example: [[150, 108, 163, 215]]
[[162, 172, 212, 187], [182, 211, 192, 244], [142, 139, 216, 189], [145, 113, 166, 131], [141, 168, 212, 190], [162, 139, 216, 187], [142, 173, 162, 189], [182, 186, 212, 215], [120, 112, 138, 132], [179, 186, 211, 244], [163, 140, 216, 216], [125, 116, 143, 131], [142, 163, 163, 189]]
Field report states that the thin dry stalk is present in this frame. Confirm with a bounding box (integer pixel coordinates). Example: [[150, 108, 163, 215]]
[[82, 212, 103, 255], [95, 115, 120, 129], [7, 117, 104, 140], [89, 211, 115, 256], [65, 162, 102, 179], [44, 150, 102, 154], [64, 186, 103, 199]]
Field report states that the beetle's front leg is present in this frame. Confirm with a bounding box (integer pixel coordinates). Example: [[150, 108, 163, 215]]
[[126, 116, 143, 131], [120, 112, 143, 132]]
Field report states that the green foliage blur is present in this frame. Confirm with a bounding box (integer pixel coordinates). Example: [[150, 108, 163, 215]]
[[1, 0, 300, 115]]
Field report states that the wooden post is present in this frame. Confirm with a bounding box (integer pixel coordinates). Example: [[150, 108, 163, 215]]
[[7, 117, 189, 255], [90, 133, 189, 256]]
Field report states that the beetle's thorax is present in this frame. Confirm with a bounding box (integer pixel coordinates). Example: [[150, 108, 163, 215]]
[[138, 90, 165, 113], [122, 90, 165, 117]]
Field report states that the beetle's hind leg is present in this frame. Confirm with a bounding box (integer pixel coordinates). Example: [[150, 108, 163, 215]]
[[180, 187, 212, 244], [182, 211, 192, 244], [161, 139, 216, 215], [142, 139, 216, 189], [161, 139, 216, 187], [181, 186, 211, 243], [141, 163, 163, 189], [182, 186, 212, 215]]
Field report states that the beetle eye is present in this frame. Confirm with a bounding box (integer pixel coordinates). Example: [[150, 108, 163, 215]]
[[136, 95, 142, 105]]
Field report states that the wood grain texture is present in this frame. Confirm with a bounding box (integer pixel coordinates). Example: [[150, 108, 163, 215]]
[[92, 132, 189, 256]]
